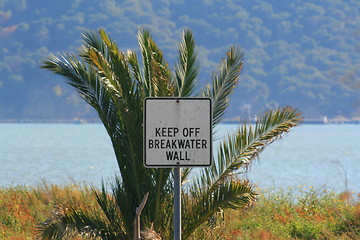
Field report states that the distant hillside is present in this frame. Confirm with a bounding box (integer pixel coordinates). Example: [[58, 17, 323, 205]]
[[1, 0, 359, 120]]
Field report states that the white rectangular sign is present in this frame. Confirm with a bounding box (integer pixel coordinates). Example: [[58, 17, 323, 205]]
[[144, 98, 212, 167]]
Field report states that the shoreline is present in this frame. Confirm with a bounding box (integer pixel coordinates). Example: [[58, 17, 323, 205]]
[[0, 122, 359, 125], [1, 118, 359, 124]]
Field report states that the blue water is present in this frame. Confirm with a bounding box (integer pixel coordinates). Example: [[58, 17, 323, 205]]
[[0, 123, 359, 192]]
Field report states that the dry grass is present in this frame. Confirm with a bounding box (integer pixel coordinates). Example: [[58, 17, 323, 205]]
[[0, 184, 359, 239], [0, 183, 95, 239]]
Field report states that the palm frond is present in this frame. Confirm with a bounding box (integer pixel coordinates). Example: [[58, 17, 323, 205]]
[[151, 168, 173, 230], [40, 53, 120, 137], [174, 29, 199, 97], [182, 179, 257, 239], [206, 107, 301, 193], [82, 30, 149, 208], [35, 204, 122, 240], [138, 28, 173, 97], [183, 45, 243, 180], [80, 30, 108, 61], [81, 30, 134, 103], [91, 184, 124, 233], [111, 176, 137, 238], [41, 33, 144, 237], [203, 46, 244, 127], [181, 167, 192, 182], [126, 50, 143, 97]]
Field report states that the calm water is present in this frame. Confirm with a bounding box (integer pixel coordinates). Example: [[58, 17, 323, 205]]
[[0, 123, 359, 192]]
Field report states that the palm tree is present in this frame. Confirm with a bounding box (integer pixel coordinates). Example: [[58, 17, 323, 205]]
[[36, 29, 302, 239]]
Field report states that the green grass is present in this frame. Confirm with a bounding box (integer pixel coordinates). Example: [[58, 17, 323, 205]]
[[0, 184, 359, 239]]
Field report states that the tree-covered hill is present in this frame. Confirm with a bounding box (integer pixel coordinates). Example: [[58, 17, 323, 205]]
[[1, 0, 359, 120]]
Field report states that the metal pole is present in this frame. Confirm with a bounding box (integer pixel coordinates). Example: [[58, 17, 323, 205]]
[[174, 166, 181, 240]]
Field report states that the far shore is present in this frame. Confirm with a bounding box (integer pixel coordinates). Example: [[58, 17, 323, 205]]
[[1, 116, 360, 124]]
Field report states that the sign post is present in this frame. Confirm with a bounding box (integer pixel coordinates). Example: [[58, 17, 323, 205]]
[[174, 165, 181, 240], [144, 97, 212, 240]]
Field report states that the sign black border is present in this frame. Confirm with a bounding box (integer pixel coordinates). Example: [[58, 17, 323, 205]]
[[144, 97, 213, 168]]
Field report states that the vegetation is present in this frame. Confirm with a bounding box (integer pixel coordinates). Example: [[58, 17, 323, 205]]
[[190, 186, 360, 240], [0, 183, 95, 239], [1, 185, 359, 239], [37, 28, 301, 239], [1, 0, 360, 119]]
